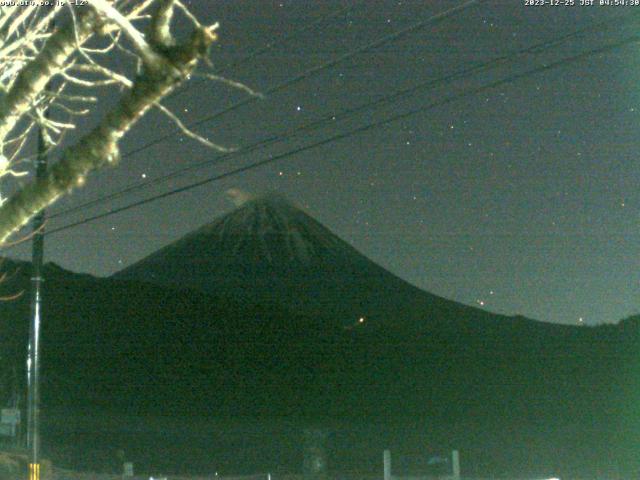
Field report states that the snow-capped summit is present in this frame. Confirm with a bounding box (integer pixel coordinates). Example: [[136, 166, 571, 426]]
[[113, 192, 483, 327], [117, 192, 360, 271]]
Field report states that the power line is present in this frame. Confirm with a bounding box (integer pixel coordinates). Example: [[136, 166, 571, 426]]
[[49, 10, 640, 221], [44, 4, 358, 221], [162, 3, 356, 104], [49, 0, 484, 219], [43, 32, 640, 238], [219, 4, 356, 74], [117, 0, 485, 160]]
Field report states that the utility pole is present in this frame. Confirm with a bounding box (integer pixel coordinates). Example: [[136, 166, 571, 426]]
[[383, 449, 391, 480], [452, 450, 460, 480], [26, 112, 47, 480], [26, 34, 52, 480]]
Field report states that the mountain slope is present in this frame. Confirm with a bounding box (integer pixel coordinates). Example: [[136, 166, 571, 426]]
[[0, 194, 636, 477], [113, 193, 533, 332], [0, 262, 632, 478]]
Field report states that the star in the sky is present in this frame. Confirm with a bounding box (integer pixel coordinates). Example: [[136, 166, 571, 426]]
[[31, 1, 637, 327]]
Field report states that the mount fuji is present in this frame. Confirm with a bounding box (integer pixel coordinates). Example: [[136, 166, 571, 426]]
[[113, 191, 522, 332], [0, 192, 634, 477]]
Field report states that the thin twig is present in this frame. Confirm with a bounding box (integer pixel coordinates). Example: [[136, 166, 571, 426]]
[[155, 102, 235, 152]]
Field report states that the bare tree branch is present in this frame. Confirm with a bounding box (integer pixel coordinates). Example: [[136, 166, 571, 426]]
[[196, 72, 265, 99], [0, 3, 221, 244], [89, 0, 162, 67], [155, 102, 234, 152], [0, 8, 98, 144]]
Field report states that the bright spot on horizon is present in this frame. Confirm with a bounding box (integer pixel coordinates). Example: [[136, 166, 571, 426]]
[[358, 317, 365, 323]]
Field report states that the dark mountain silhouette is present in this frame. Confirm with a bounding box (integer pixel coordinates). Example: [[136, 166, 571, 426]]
[[114, 191, 446, 326], [113, 193, 540, 334], [0, 193, 636, 478]]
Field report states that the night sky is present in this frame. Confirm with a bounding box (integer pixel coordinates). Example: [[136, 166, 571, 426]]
[[6, 0, 640, 326]]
